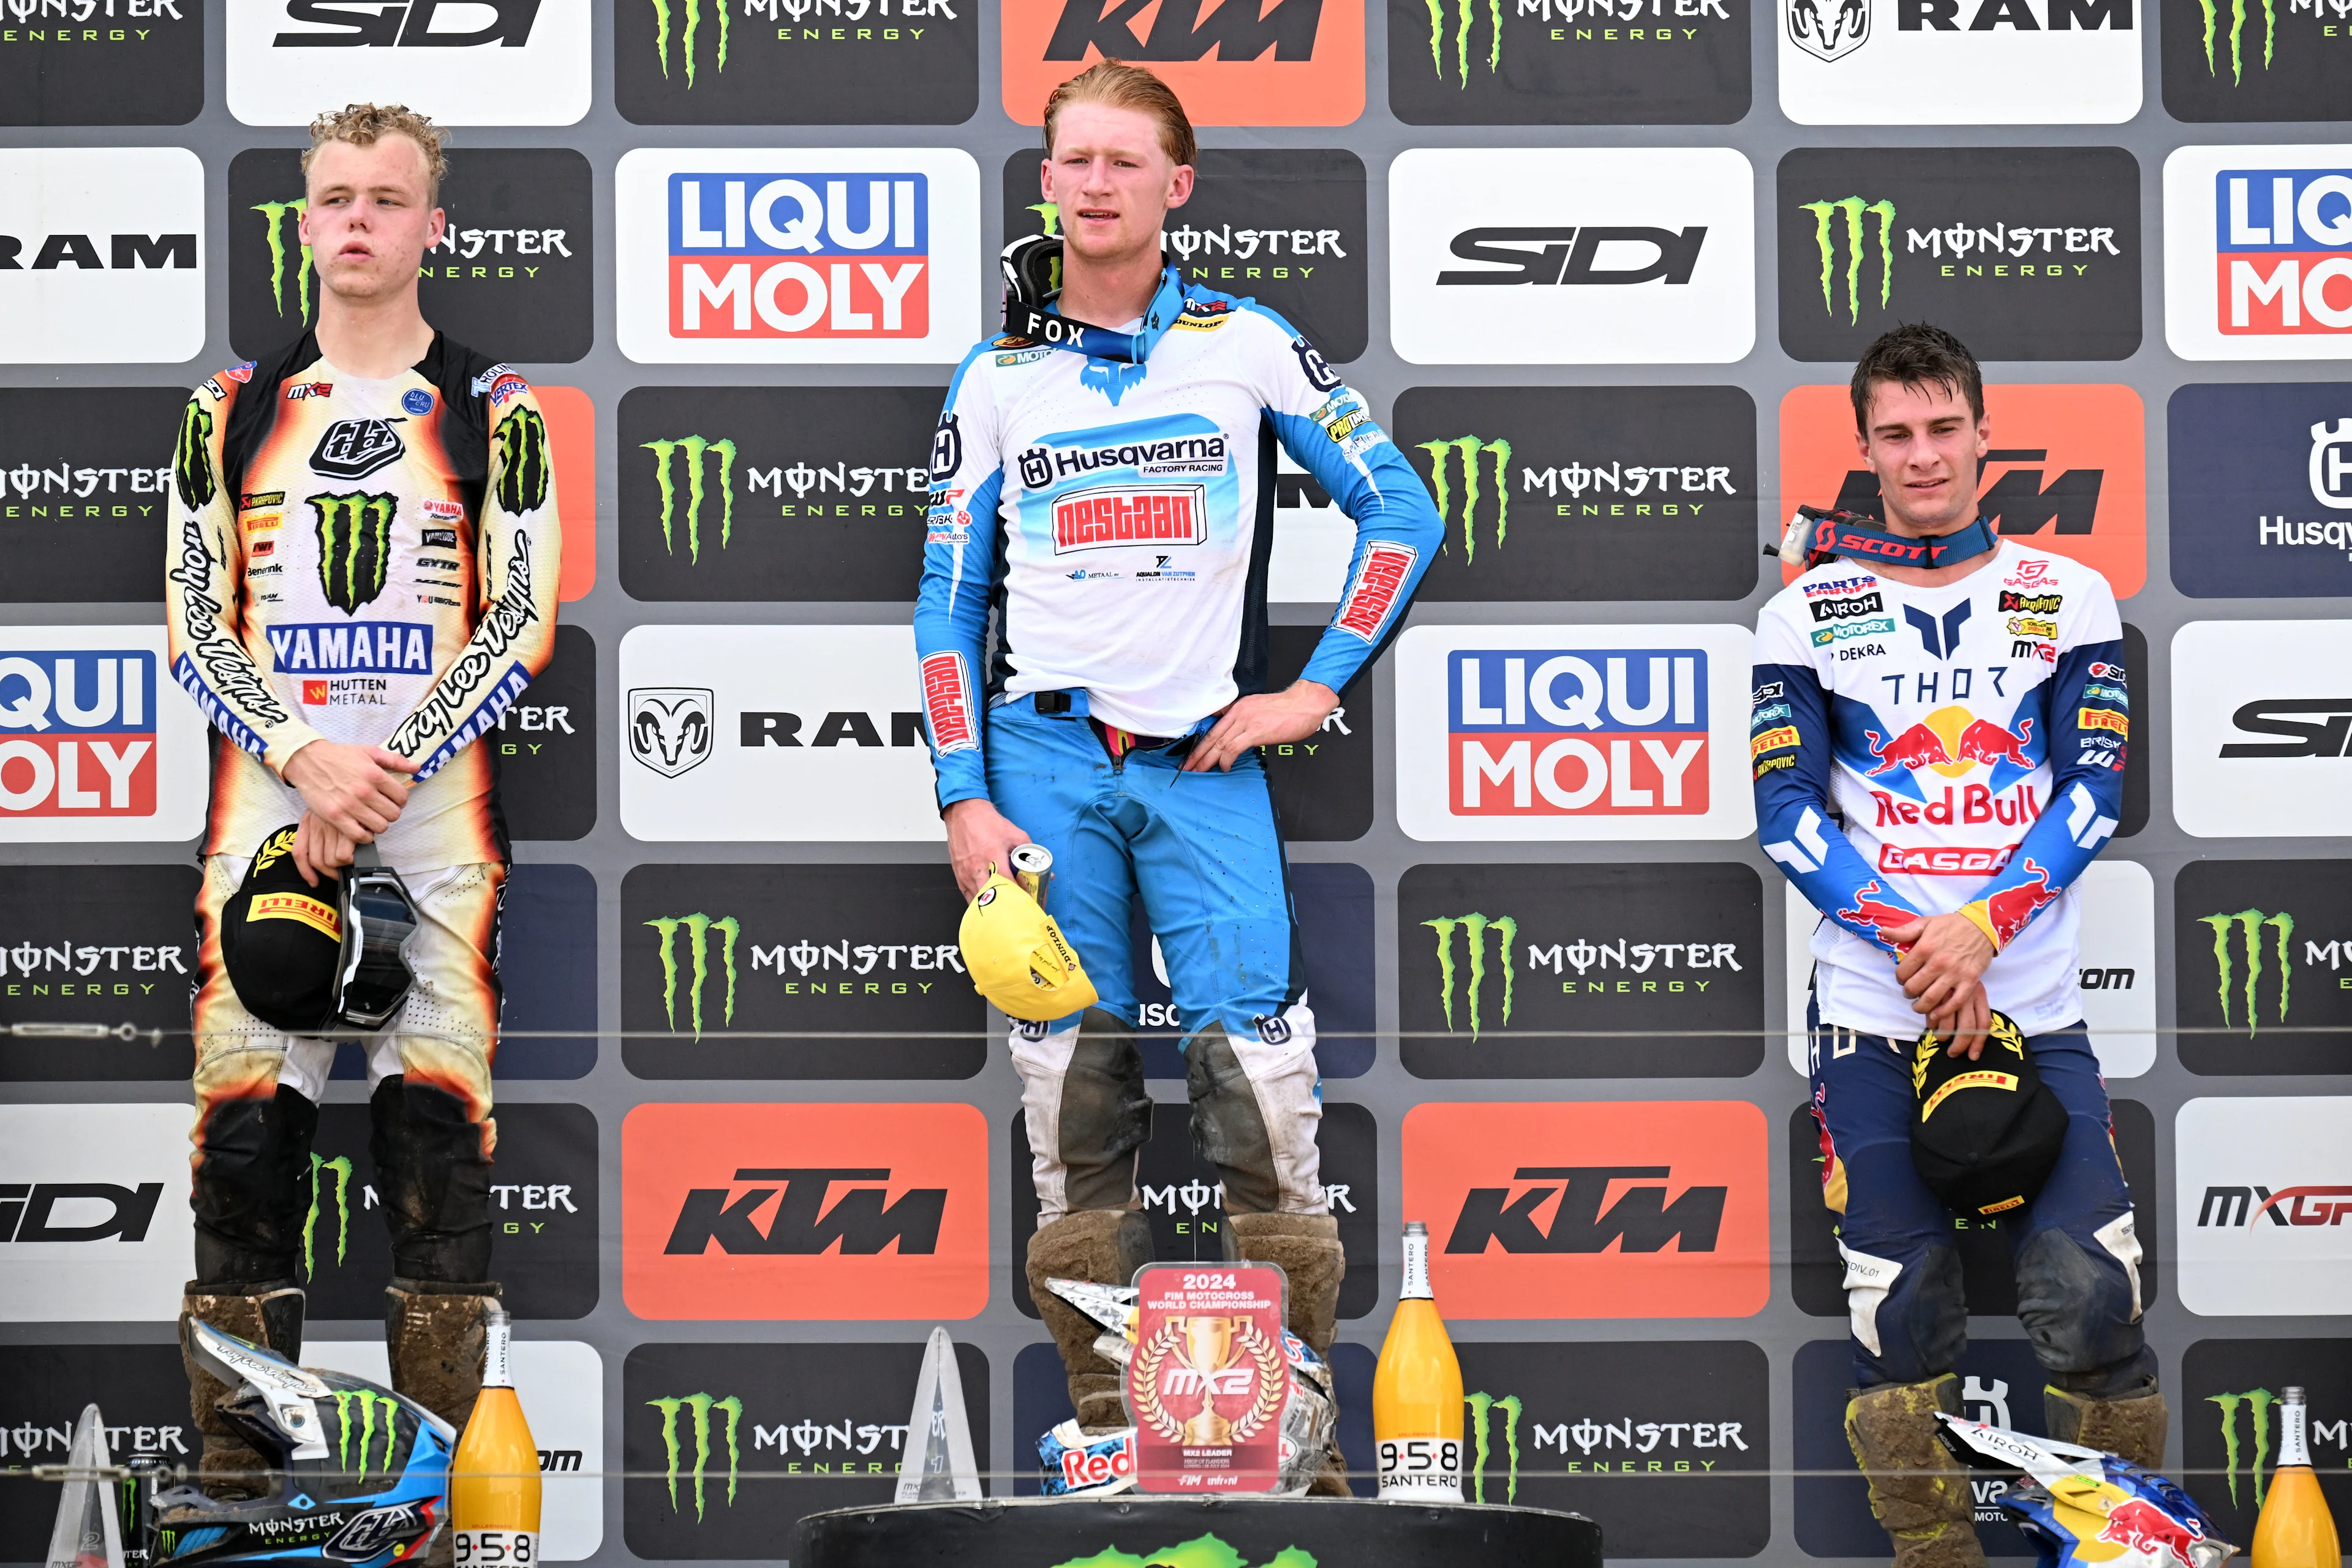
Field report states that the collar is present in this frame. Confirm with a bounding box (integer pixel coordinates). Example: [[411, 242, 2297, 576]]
[[1001, 266, 1186, 365], [1778, 506, 2000, 572]]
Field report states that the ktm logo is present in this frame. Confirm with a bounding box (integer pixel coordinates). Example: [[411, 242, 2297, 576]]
[[665, 1167, 946, 1255], [1447, 1165, 1726, 1254], [1043, 0, 1323, 58]]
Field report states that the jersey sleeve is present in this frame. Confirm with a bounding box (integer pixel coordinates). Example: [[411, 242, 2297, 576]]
[[1752, 596, 1924, 957], [1953, 573, 2126, 951], [913, 349, 1004, 810], [383, 383, 562, 780], [164, 376, 327, 775], [1245, 307, 1443, 696]]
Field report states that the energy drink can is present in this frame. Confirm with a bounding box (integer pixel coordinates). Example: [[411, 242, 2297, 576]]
[[1010, 843, 1054, 907], [118, 1454, 164, 1568]]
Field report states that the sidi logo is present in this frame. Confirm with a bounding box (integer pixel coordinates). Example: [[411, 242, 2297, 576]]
[[1447, 648, 1709, 816], [271, 0, 543, 46], [667, 172, 929, 339], [0, 651, 156, 816], [2215, 168, 2352, 335]]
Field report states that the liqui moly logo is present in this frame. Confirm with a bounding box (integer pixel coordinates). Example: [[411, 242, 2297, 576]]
[[668, 173, 929, 339], [1448, 648, 1708, 816], [0, 651, 156, 816], [2216, 168, 2352, 336], [1051, 485, 1206, 552]]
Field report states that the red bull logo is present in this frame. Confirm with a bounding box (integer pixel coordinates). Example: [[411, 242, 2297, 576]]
[[2097, 1496, 2204, 1568], [1835, 879, 1919, 948], [1984, 858, 2061, 946], [1863, 706, 2037, 777]]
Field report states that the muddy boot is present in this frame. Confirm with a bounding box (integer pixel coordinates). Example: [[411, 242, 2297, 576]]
[[385, 1280, 501, 1431], [1026, 1208, 1153, 1434], [1845, 1375, 1988, 1568], [1227, 1211, 1349, 1496], [181, 1281, 304, 1500], [2046, 1382, 2168, 1471]]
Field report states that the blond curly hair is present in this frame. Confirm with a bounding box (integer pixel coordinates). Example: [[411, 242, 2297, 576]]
[[302, 103, 449, 202]]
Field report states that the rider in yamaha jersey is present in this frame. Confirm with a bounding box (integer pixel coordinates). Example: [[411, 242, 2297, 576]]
[[916, 65, 1442, 1483]]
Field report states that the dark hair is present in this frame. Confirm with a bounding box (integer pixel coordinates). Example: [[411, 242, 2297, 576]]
[[1043, 61, 1197, 169], [1850, 323, 1985, 433]]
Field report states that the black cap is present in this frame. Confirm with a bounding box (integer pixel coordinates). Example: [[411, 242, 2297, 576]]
[[1910, 1012, 2069, 1218], [219, 826, 344, 1035]]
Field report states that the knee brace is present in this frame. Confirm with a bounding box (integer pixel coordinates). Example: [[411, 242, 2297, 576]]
[[2015, 1226, 2146, 1381], [369, 1076, 494, 1284], [1186, 1022, 1280, 1215], [1057, 1009, 1153, 1213], [192, 1084, 320, 1287], [1846, 1238, 1967, 1387]]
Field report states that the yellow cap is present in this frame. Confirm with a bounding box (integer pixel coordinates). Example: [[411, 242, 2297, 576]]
[[959, 872, 1098, 1022]]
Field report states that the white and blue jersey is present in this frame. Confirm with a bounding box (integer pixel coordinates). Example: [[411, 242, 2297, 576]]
[[914, 271, 1442, 805]]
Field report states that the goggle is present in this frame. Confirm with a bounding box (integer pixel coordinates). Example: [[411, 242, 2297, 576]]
[[331, 865, 420, 1031]]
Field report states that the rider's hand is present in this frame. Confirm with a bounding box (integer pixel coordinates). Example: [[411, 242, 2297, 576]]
[[1182, 680, 1339, 774], [1885, 912, 1999, 1058], [290, 810, 357, 887], [944, 797, 1031, 901], [281, 740, 417, 842]]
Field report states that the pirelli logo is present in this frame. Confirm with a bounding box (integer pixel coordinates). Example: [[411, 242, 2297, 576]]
[[1921, 1069, 2019, 1120], [1750, 725, 1800, 758], [920, 650, 977, 753], [1334, 540, 1418, 641], [2078, 707, 2128, 736], [250, 892, 341, 941], [1050, 484, 1207, 553]]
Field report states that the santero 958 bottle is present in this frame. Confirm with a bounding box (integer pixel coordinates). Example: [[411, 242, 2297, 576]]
[[451, 1308, 541, 1567], [1373, 1221, 1464, 1501]]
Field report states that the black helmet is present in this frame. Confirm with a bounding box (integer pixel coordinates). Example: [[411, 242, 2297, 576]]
[[146, 1320, 453, 1568]]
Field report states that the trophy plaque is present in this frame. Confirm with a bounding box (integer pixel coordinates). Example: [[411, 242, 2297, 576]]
[[1127, 1261, 1288, 1494]]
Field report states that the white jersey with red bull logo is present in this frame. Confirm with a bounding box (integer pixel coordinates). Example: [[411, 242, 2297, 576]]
[[1751, 539, 2128, 1038]]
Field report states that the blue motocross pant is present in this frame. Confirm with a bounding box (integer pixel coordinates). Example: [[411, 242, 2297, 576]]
[[986, 691, 1328, 1226], [1807, 997, 2153, 1395]]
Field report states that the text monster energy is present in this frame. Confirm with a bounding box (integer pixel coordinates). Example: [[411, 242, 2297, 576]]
[[1465, 1390, 1523, 1506], [495, 405, 551, 516], [311, 492, 398, 613], [252, 199, 315, 323], [1426, 0, 1503, 85], [2210, 1388, 2277, 1509], [175, 401, 215, 511], [644, 436, 738, 564], [648, 1392, 743, 1521], [303, 1151, 354, 1281], [648, 913, 741, 1039], [1419, 435, 1512, 565], [2199, 910, 2296, 1036], [648, 0, 731, 86], [1426, 913, 1518, 1040], [330, 1390, 404, 1484], [2195, 0, 2274, 82], [1801, 197, 1898, 325]]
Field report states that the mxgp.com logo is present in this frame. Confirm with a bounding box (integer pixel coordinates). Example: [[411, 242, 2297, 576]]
[[0, 651, 158, 817], [2196, 1185, 2352, 1227], [1447, 649, 1709, 816], [666, 173, 929, 339]]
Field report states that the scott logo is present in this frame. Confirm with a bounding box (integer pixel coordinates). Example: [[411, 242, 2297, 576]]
[[1439, 227, 1706, 287], [663, 1167, 946, 1255], [1446, 1166, 1727, 1254]]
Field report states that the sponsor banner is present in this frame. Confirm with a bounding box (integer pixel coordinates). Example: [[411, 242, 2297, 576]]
[[999, 0, 1364, 126], [289, 1102, 597, 1319], [2169, 382, 2352, 597], [2177, 1096, 2352, 1315], [1401, 1100, 1770, 1318], [489, 624, 597, 842], [2165, 145, 2352, 361], [1400, 861, 1766, 1079], [1782, 858, 2156, 1078], [1778, 0, 2138, 124], [0, 1343, 189, 1558], [1390, 0, 1749, 126], [1001, 148, 1369, 363], [1262, 624, 1374, 841], [1778, 146, 2143, 363], [1121, 862, 1374, 1078], [620, 1102, 989, 1320], [1395, 622, 1757, 842], [615, 147, 981, 364], [0, 387, 186, 601], [1795, 1337, 2064, 1556], [1010, 1101, 1381, 1319], [0, 862, 200, 1082], [1789, 1099, 2158, 1319], [1777, 382, 2147, 596], [622, 1340, 990, 1555], [617, 624, 944, 842], [0, 1102, 194, 1321], [2174, 858, 2352, 1076], [1389, 148, 1756, 365], [1395, 385, 1757, 601], [619, 862, 985, 1080], [619, 385, 941, 601], [0, 149, 203, 364], [230, 147, 594, 364], [2171, 619, 2352, 836], [0, 0, 202, 126], [224, 0, 590, 124], [2162, 0, 2352, 122], [617, 0, 978, 124], [2181, 1339, 2352, 1548], [308, 1339, 603, 1559], [0, 627, 205, 843]]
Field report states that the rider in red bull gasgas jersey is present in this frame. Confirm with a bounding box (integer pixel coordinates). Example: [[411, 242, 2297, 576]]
[[1752, 326, 2157, 1568]]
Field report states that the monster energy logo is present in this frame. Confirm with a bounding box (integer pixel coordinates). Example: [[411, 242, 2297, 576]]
[[1800, 197, 1898, 325], [1418, 435, 1512, 565], [2199, 910, 2295, 1037], [1424, 0, 1503, 85], [1464, 1390, 1523, 1506], [175, 400, 215, 512], [2210, 1388, 2277, 1509], [1425, 912, 1517, 1040], [252, 199, 315, 323], [330, 1389, 403, 1483], [643, 436, 738, 563], [648, 0, 730, 86], [302, 1152, 354, 1281], [2195, 0, 2273, 81], [647, 1392, 742, 1521], [311, 492, 398, 613], [494, 405, 551, 517], [647, 913, 741, 1039]]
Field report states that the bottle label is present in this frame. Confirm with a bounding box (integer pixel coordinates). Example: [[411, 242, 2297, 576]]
[[455, 1530, 537, 1567], [481, 1321, 513, 1389], [2281, 1400, 2311, 1468], [1376, 1437, 1463, 1501], [1401, 1234, 1433, 1301]]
